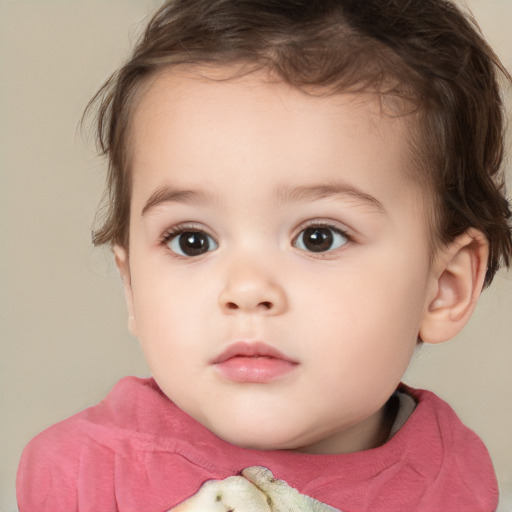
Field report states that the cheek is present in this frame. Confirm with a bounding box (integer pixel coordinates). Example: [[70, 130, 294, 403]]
[[131, 256, 195, 313], [129, 262, 218, 356], [300, 258, 428, 365]]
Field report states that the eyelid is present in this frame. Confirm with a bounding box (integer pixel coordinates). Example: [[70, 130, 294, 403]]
[[291, 219, 353, 255], [159, 223, 219, 251], [157, 219, 353, 256], [292, 219, 352, 240], [160, 221, 214, 238]]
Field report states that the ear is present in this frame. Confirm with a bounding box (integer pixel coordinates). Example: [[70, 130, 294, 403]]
[[419, 229, 489, 344], [113, 245, 138, 338]]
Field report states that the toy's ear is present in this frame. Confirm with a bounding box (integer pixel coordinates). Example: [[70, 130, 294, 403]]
[[419, 229, 489, 344], [113, 245, 138, 338]]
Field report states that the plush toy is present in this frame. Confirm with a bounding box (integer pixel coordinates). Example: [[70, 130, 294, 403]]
[[170, 466, 342, 512]]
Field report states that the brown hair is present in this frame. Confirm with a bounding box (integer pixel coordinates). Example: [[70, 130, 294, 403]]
[[87, 0, 512, 286]]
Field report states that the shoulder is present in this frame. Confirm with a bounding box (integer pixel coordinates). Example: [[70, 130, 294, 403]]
[[17, 376, 247, 511], [403, 385, 493, 455], [17, 401, 92, 510], [16, 377, 164, 511], [396, 384, 499, 511]]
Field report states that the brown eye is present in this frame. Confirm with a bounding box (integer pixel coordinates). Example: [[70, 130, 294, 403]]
[[294, 226, 348, 253], [167, 230, 218, 257]]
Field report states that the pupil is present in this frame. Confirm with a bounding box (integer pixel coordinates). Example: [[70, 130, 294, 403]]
[[179, 231, 209, 256], [304, 227, 333, 252]]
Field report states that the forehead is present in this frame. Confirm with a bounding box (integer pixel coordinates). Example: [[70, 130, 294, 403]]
[[127, 66, 423, 212], [131, 66, 404, 139]]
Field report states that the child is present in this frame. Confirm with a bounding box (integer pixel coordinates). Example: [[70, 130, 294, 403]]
[[16, 0, 512, 510]]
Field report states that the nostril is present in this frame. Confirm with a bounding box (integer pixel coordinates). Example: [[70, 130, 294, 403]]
[[224, 301, 273, 311]]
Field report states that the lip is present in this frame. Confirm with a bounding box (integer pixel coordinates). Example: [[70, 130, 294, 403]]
[[212, 341, 296, 364], [211, 341, 298, 383]]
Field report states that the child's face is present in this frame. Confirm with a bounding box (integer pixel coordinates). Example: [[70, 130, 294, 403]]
[[119, 67, 438, 454]]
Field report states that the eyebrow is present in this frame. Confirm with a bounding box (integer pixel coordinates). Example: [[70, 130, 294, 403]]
[[141, 186, 215, 215], [141, 181, 386, 215], [276, 182, 386, 213]]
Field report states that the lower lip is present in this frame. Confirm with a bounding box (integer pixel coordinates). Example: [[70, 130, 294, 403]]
[[214, 356, 297, 383]]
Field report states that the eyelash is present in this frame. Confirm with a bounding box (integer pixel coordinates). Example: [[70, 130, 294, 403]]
[[159, 223, 219, 257], [158, 220, 352, 257], [160, 223, 210, 243], [292, 221, 351, 254]]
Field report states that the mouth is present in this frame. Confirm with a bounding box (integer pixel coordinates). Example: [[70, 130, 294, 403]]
[[211, 341, 299, 383]]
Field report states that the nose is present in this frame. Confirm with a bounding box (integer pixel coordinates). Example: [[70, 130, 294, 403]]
[[218, 258, 287, 315]]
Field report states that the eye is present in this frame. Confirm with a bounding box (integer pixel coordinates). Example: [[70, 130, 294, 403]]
[[166, 229, 218, 257], [293, 225, 348, 253]]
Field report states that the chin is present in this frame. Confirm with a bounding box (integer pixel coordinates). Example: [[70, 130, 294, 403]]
[[210, 422, 307, 452], [225, 435, 293, 451]]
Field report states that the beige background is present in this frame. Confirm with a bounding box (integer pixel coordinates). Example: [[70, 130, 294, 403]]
[[0, 1, 511, 511]]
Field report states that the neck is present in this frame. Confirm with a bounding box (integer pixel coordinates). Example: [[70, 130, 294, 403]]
[[295, 393, 399, 455]]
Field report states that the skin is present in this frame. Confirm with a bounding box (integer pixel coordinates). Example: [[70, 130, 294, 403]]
[[115, 67, 488, 455]]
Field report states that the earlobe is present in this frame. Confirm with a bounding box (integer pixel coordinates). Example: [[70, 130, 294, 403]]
[[419, 229, 489, 344], [113, 245, 138, 338]]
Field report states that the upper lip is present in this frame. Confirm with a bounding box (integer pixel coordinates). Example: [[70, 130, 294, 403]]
[[211, 341, 298, 364]]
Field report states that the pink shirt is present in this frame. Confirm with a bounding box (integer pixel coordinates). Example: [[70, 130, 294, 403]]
[[17, 377, 498, 511]]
